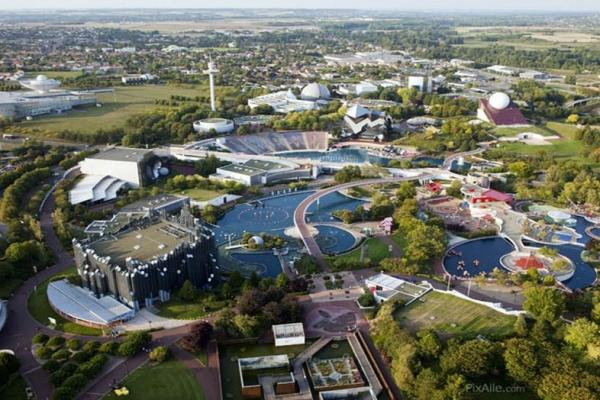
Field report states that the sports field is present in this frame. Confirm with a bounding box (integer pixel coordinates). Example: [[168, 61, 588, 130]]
[[394, 291, 516, 338], [104, 359, 205, 400], [19, 84, 228, 135]]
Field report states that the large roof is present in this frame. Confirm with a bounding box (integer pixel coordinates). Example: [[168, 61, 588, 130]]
[[87, 147, 152, 163], [300, 83, 330, 101], [69, 175, 128, 205], [346, 104, 369, 119], [47, 279, 134, 325], [479, 98, 528, 126], [89, 220, 192, 265], [19, 75, 61, 93]]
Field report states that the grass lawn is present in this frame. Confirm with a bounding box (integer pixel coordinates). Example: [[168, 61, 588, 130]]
[[0, 278, 23, 299], [31, 70, 85, 79], [172, 188, 224, 202], [18, 84, 233, 136], [156, 294, 228, 320], [104, 359, 205, 400], [27, 266, 104, 336], [394, 291, 516, 339], [328, 237, 391, 269], [0, 374, 27, 400], [219, 342, 310, 400]]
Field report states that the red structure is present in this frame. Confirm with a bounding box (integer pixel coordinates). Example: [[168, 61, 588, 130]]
[[515, 253, 544, 270], [478, 98, 528, 126]]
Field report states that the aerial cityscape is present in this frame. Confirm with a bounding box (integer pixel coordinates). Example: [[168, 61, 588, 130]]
[[2, 4, 600, 400]]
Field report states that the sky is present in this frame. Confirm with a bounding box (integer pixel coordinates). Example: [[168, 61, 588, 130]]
[[4, 1, 600, 11]]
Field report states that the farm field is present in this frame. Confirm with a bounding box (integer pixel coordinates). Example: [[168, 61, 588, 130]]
[[394, 291, 516, 339], [18, 84, 222, 136], [103, 359, 205, 400]]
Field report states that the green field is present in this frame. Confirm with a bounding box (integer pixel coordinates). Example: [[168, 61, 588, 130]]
[[19, 84, 225, 135], [328, 237, 391, 270], [172, 188, 224, 202], [495, 122, 586, 160], [394, 291, 516, 339], [104, 359, 205, 400], [27, 266, 104, 336], [156, 294, 228, 320], [31, 70, 85, 79]]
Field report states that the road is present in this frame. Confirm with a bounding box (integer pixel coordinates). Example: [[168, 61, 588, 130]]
[[293, 173, 432, 270]]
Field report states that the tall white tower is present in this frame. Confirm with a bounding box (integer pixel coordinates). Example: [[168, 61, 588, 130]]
[[204, 59, 218, 112]]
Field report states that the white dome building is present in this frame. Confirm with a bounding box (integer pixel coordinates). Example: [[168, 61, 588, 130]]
[[488, 92, 511, 110], [478, 91, 528, 126], [193, 118, 235, 134], [19, 75, 61, 93], [300, 83, 330, 101]]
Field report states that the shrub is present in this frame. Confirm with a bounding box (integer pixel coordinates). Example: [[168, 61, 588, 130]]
[[32, 333, 49, 345], [35, 346, 53, 360], [0, 352, 20, 374], [77, 354, 108, 378], [62, 373, 88, 391], [42, 359, 62, 373], [66, 339, 81, 351], [81, 341, 100, 353], [98, 341, 119, 355], [52, 386, 76, 400], [46, 336, 66, 348], [118, 332, 152, 357], [149, 346, 169, 363], [51, 349, 71, 362], [358, 292, 376, 308], [71, 350, 93, 363]]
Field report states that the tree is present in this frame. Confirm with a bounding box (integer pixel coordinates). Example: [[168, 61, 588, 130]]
[[445, 180, 463, 198], [514, 314, 528, 337], [395, 182, 416, 203], [178, 280, 197, 301], [262, 301, 284, 324], [523, 286, 565, 322], [0, 352, 20, 374], [416, 329, 442, 359], [237, 289, 265, 316], [275, 273, 289, 289], [440, 339, 499, 378], [503, 338, 539, 384], [233, 314, 261, 338], [182, 321, 213, 351], [564, 318, 599, 351]]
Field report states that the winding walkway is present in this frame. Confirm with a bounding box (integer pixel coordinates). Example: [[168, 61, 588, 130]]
[[293, 173, 433, 270]]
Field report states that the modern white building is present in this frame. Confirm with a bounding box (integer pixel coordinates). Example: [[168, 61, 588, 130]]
[[343, 104, 389, 138], [272, 323, 305, 347], [193, 118, 235, 134], [248, 89, 317, 114], [338, 81, 378, 96], [211, 158, 316, 186], [70, 147, 166, 205], [0, 75, 97, 119], [300, 83, 330, 101], [365, 273, 431, 304], [407, 76, 432, 92]]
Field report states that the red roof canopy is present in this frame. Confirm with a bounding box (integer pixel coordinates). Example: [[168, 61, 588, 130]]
[[480, 99, 528, 126], [515, 254, 544, 270]]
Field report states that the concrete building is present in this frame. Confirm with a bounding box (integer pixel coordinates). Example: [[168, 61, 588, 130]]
[[0, 75, 97, 118], [248, 89, 317, 114], [192, 118, 235, 134], [211, 159, 316, 186], [121, 74, 157, 84], [408, 76, 432, 93], [70, 147, 167, 205], [343, 104, 390, 139], [273, 323, 305, 347], [73, 206, 217, 310]]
